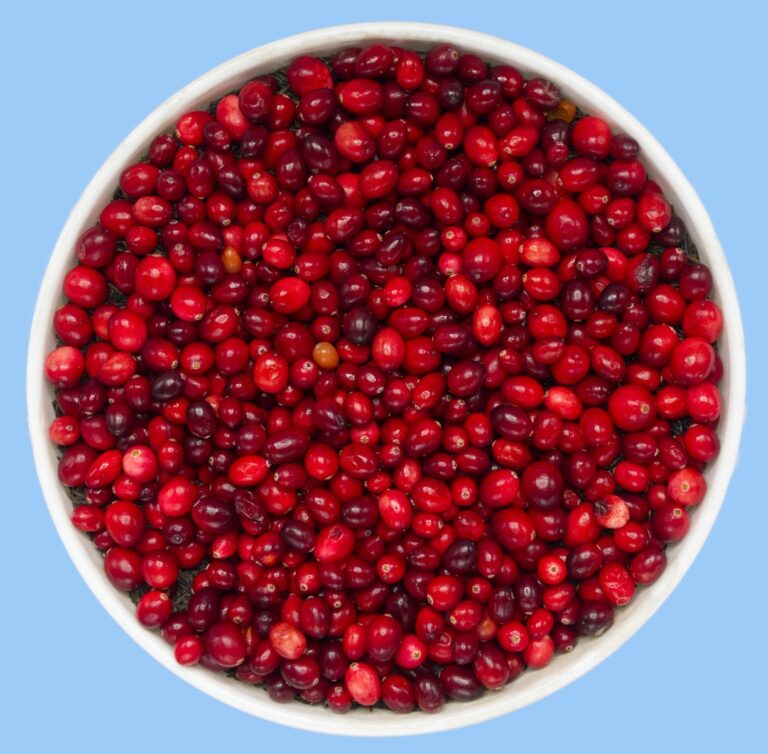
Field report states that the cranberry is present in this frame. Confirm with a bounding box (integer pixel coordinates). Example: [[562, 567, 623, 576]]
[[440, 665, 483, 700], [594, 495, 630, 529], [631, 546, 667, 585], [174, 634, 204, 665], [545, 199, 588, 249], [670, 337, 716, 385], [345, 662, 381, 706], [576, 601, 614, 636], [608, 385, 656, 431], [572, 116, 613, 159], [104, 547, 143, 591], [205, 622, 247, 667], [521, 461, 564, 510]]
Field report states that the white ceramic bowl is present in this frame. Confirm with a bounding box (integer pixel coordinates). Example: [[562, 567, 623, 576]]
[[27, 22, 746, 736]]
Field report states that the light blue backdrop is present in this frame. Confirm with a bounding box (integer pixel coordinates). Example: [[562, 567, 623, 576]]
[[3, 2, 764, 750]]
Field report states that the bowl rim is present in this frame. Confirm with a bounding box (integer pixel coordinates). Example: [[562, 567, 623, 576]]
[[27, 21, 746, 737]]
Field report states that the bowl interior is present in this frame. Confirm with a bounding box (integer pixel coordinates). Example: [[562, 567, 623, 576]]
[[27, 22, 746, 736]]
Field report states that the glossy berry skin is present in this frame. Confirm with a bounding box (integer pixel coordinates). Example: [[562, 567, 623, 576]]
[[46, 41, 723, 715], [608, 385, 656, 431], [345, 662, 381, 706]]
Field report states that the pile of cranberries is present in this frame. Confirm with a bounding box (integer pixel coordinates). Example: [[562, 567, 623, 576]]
[[45, 42, 724, 713]]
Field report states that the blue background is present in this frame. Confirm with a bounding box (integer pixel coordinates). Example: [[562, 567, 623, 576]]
[[3, 1, 765, 749]]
